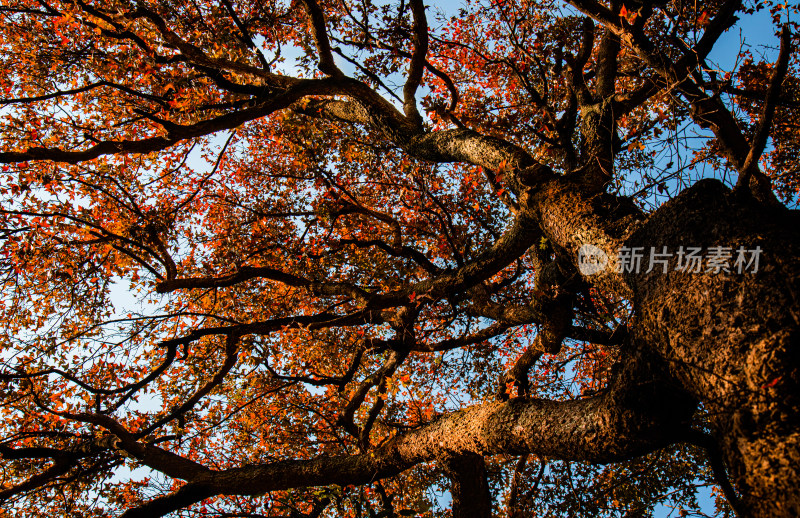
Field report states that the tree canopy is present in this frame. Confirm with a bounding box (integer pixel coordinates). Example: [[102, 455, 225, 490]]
[[1, 0, 799, 517]]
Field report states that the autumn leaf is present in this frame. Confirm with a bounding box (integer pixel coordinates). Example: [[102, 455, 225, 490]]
[[619, 4, 637, 23]]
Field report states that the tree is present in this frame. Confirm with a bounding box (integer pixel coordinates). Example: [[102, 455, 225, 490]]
[[0, 0, 798, 516]]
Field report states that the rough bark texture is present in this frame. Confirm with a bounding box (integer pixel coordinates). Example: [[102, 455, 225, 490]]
[[624, 180, 800, 517]]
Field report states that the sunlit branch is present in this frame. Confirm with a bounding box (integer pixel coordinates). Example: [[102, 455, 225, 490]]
[[119, 366, 693, 517]]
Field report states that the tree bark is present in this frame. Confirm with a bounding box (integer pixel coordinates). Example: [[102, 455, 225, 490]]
[[444, 453, 492, 518], [622, 179, 800, 517]]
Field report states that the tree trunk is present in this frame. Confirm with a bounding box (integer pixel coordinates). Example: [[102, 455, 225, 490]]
[[623, 179, 800, 517], [444, 453, 492, 518]]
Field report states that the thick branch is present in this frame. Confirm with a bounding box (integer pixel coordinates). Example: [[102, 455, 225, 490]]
[[0, 78, 349, 164], [295, 100, 554, 193], [497, 342, 543, 400], [595, 30, 620, 100], [299, 0, 342, 76], [0, 457, 74, 502], [403, 0, 429, 125], [120, 482, 217, 518], [117, 353, 695, 516], [158, 309, 388, 348]]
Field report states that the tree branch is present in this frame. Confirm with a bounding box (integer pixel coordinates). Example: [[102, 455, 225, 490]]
[[114, 351, 694, 516], [736, 26, 791, 192], [403, 0, 429, 126], [299, 0, 343, 76], [444, 453, 491, 518], [0, 78, 350, 164], [156, 265, 371, 302]]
